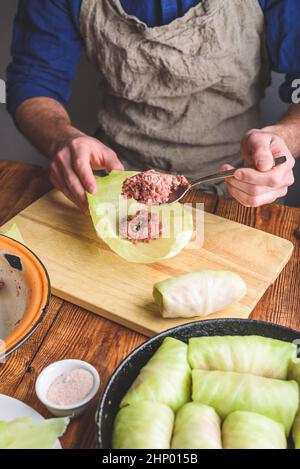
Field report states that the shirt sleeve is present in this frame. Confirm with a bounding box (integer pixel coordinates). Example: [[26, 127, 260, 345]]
[[6, 0, 83, 119], [263, 0, 300, 103]]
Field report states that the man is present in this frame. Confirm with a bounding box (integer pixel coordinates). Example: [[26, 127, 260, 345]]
[[6, 0, 299, 212]]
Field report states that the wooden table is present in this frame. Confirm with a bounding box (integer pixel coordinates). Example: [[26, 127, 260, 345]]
[[0, 160, 299, 449]]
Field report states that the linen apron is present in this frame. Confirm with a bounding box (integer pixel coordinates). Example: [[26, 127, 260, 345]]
[[80, 0, 270, 194]]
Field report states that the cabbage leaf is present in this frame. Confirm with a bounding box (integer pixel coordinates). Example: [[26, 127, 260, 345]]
[[192, 369, 298, 435], [153, 270, 246, 318], [188, 335, 297, 379], [113, 401, 174, 449], [223, 411, 287, 449], [0, 417, 69, 449], [87, 171, 193, 263], [288, 358, 300, 449], [121, 337, 191, 411], [0, 223, 24, 244], [171, 403, 222, 449]]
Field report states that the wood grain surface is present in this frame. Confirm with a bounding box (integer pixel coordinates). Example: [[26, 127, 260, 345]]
[[0, 160, 299, 449], [0, 188, 293, 336]]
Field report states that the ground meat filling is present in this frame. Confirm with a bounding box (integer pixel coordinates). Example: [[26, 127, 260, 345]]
[[120, 210, 162, 244], [121, 170, 190, 205]]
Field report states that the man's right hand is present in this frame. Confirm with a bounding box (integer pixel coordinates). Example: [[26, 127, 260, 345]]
[[14, 98, 124, 212], [50, 135, 124, 212]]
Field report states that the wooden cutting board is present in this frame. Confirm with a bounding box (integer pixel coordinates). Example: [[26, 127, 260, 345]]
[[0, 190, 293, 336]]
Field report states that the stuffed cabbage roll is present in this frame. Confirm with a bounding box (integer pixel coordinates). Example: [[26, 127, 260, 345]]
[[293, 412, 300, 449], [121, 337, 191, 411], [188, 336, 296, 379], [112, 401, 174, 449], [223, 411, 287, 449], [288, 358, 300, 383], [171, 403, 222, 449], [192, 369, 298, 435], [153, 270, 246, 318], [288, 359, 300, 449]]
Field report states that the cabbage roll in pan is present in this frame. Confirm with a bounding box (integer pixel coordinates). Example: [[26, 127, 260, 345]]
[[288, 359, 300, 449], [112, 401, 174, 449], [222, 411, 287, 449], [188, 335, 297, 379], [292, 413, 300, 449], [121, 337, 191, 411], [153, 270, 246, 318], [192, 369, 299, 435], [171, 403, 222, 449]]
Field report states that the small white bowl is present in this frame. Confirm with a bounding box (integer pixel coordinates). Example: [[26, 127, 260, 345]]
[[35, 359, 100, 418]]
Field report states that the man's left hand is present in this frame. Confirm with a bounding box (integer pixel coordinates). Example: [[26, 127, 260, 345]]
[[221, 129, 295, 207]]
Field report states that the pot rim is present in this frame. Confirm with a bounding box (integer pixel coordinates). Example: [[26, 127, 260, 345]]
[[0, 234, 50, 359]]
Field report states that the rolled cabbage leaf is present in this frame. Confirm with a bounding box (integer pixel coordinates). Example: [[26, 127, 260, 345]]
[[153, 270, 246, 318], [0, 417, 69, 449], [171, 403, 222, 449], [288, 358, 300, 384], [293, 412, 300, 449], [288, 359, 300, 449], [222, 411, 287, 449], [112, 401, 174, 449], [188, 335, 297, 379], [121, 337, 191, 411], [192, 369, 298, 435], [87, 171, 193, 264]]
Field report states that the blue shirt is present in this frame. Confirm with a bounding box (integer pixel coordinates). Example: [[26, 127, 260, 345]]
[[6, 0, 300, 118]]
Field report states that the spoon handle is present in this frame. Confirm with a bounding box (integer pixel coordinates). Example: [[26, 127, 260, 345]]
[[190, 156, 287, 188]]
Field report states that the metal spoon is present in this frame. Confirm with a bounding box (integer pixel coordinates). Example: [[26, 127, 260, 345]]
[[166, 156, 287, 204]]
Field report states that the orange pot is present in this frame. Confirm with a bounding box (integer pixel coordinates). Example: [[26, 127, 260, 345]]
[[0, 235, 50, 359]]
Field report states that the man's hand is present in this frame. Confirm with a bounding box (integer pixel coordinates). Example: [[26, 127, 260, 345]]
[[221, 129, 295, 207], [14, 98, 124, 212], [50, 135, 124, 211]]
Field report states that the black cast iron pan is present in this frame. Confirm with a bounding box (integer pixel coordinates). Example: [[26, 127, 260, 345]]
[[96, 319, 300, 449]]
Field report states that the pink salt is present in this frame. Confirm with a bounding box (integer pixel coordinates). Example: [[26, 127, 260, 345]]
[[47, 368, 94, 406]]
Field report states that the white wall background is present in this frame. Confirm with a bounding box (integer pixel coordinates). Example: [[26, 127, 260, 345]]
[[0, 1, 299, 205]]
